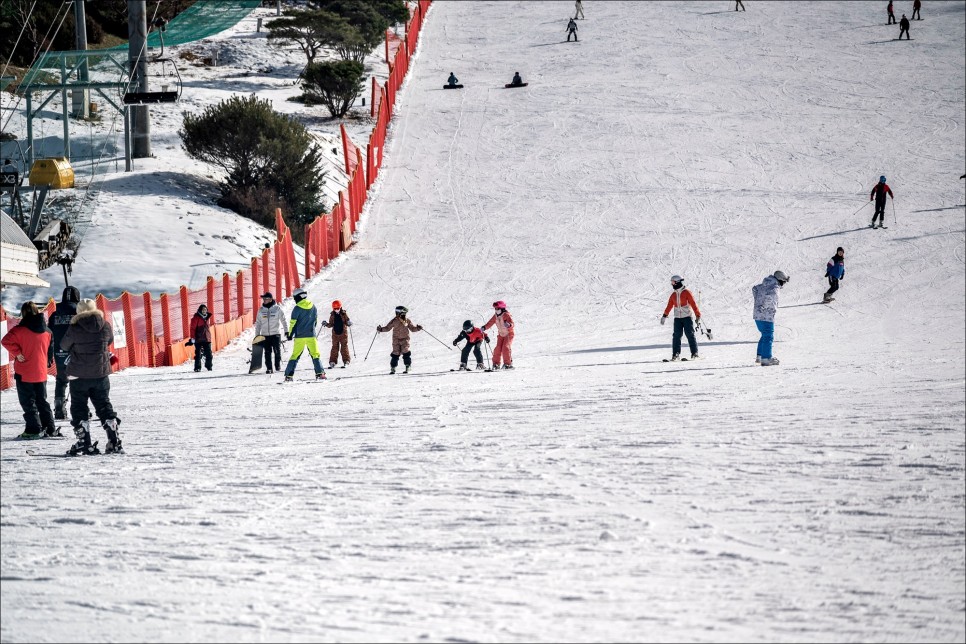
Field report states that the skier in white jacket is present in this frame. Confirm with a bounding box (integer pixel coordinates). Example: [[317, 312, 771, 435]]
[[254, 292, 287, 373], [752, 271, 789, 366]]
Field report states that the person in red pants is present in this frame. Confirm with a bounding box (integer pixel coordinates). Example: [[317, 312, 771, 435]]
[[483, 300, 515, 369]]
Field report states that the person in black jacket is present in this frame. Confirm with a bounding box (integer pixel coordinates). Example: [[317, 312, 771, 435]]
[[452, 320, 489, 370], [49, 285, 80, 419], [60, 299, 121, 455], [899, 14, 910, 39]]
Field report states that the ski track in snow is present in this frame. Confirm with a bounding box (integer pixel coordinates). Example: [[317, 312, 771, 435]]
[[2, 1, 965, 641]]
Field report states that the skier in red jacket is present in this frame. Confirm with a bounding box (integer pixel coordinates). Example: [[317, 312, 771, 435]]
[[1, 302, 56, 438], [870, 176, 894, 228]]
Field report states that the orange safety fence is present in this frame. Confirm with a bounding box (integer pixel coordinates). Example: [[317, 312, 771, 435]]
[[1, 0, 433, 391]]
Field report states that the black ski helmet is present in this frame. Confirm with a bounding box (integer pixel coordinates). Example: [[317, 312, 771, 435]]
[[395, 305, 408, 316], [62, 286, 80, 303], [463, 320, 473, 332]]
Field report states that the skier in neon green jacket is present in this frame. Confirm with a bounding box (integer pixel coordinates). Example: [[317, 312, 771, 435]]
[[283, 289, 325, 381]]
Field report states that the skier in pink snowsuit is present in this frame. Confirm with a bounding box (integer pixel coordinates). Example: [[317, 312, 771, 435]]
[[483, 300, 515, 369]]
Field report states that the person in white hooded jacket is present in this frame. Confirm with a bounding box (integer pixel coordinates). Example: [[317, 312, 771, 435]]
[[752, 271, 789, 366], [254, 292, 287, 373]]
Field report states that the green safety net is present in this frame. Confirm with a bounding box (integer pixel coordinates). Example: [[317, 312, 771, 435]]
[[20, 0, 260, 89]]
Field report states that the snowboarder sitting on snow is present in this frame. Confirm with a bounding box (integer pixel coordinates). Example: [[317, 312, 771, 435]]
[[255, 292, 286, 373], [377, 306, 422, 374], [1, 301, 56, 439], [483, 301, 515, 369], [660, 275, 702, 361], [322, 300, 353, 368], [898, 14, 910, 39], [753, 271, 789, 367], [60, 299, 122, 455], [452, 320, 489, 371], [869, 175, 894, 228], [510, 72, 524, 87], [566, 18, 578, 41], [189, 305, 214, 372], [447, 72, 459, 87], [284, 288, 326, 381], [50, 285, 80, 419], [823, 247, 845, 303]]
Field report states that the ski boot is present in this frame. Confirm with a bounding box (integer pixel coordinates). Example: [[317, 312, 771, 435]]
[[404, 365, 411, 373], [690, 353, 700, 360], [284, 375, 294, 382], [103, 418, 123, 454], [476, 363, 486, 371], [458, 363, 469, 371], [316, 371, 327, 381], [760, 357, 780, 367], [67, 421, 99, 456], [329, 362, 337, 369], [54, 398, 67, 420], [503, 364, 514, 370], [390, 367, 396, 374], [44, 426, 63, 438], [755, 355, 762, 364]]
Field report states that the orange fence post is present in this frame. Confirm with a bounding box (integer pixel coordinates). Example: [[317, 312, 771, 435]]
[[222, 273, 231, 323], [341, 123, 352, 176], [143, 293, 156, 368], [385, 29, 390, 64], [304, 224, 312, 280], [237, 270, 246, 319], [179, 285, 190, 340], [206, 277, 216, 320], [251, 257, 260, 312], [262, 248, 270, 299], [160, 293, 172, 366], [287, 232, 301, 289], [121, 293, 136, 367], [274, 243, 283, 299]]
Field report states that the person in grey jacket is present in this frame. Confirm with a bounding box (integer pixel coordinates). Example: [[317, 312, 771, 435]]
[[254, 292, 287, 373], [60, 299, 121, 455], [752, 271, 789, 366]]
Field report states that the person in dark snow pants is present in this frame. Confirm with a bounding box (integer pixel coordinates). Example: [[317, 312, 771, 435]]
[[824, 247, 845, 303], [870, 176, 894, 227], [898, 14, 910, 39], [49, 285, 80, 419], [452, 321, 489, 370], [887, 0, 896, 24], [566, 18, 578, 41], [1, 301, 56, 438], [189, 305, 214, 372]]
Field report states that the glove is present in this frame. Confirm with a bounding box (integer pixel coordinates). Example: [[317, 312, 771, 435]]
[[185, 339, 194, 347], [485, 335, 490, 343], [286, 332, 294, 341], [695, 317, 701, 324], [321, 322, 329, 328], [660, 315, 667, 326], [109, 353, 119, 367], [415, 325, 423, 331], [452, 340, 459, 346], [346, 320, 352, 327], [376, 325, 383, 332]]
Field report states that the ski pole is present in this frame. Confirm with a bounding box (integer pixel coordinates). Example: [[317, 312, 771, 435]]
[[364, 329, 379, 361], [483, 335, 492, 370], [419, 327, 453, 350], [851, 201, 872, 217], [892, 199, 897, 225], [349, 325, 356, 358]]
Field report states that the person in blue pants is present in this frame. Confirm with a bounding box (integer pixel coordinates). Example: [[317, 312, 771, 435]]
[[283, 288, 326, 382], [752, 271, 789, 366]]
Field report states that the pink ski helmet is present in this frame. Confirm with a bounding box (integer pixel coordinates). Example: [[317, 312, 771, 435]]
[[493, 300, 507, 310]]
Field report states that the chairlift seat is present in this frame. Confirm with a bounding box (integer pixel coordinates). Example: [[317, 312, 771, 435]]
[[123, 91, 179, 105]]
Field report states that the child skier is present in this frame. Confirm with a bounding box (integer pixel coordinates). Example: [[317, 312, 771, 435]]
[[566, 18, 578, 41], [322, 299, 353, 368], [483, 301, 515, 369], [660, 275, 701, 361], [452, 320, 489, 370], [753, 271, 789, 366], [376, 306, 422, 374], [823, 247, 845, 303], [189, 305, 214, 372], [284, 288, 326, 381]]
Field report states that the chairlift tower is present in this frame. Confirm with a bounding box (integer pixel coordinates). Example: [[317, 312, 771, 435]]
[[128, 0, 151, 158]]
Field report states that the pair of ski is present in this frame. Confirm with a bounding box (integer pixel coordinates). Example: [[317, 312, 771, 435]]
[[27, 441, 124, 458], [870, 223, 889, 229], [450, 367, 496, 372], [663, 356, 700, 363]]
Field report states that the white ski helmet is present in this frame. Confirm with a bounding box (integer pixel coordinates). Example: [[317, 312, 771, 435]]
[[293, 288, 307, 302], [773, 270, 790, 284], [670, 274, 683, 283]]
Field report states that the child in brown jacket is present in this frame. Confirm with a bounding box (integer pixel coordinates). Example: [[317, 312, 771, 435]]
[[376, 306, 422, 373], [322, 300, 353, 368]]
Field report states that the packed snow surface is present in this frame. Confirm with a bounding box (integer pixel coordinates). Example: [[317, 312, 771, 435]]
[[2, 1, 964, 642]]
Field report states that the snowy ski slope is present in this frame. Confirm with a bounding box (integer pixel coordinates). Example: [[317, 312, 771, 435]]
[[2, 1, 964, 641]]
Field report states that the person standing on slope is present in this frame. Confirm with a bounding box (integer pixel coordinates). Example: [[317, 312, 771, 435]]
[[254, 292, 286, 374], [453, 320, 489, 371], [566, 18, 578, 41], [886, 0, 896, 24], [483, 301, 515, 369], [189, 305, 214, 372], [377, 306, 422, 374], [574, 0, 584, 19], [60, 299, 122, 455], [322, 300, 353, 369], [284, 288, 326, 381], [49, 285, 80, 419], [898, 14, 911, 39], [869, 175, 894, 228], [823, 247, 845, 303], [1, 302, 56, 438], [660, 275, 701, 361], [753, 271, 789, 367], [736, 1, 746, 11], [912, 0, 921, 20]]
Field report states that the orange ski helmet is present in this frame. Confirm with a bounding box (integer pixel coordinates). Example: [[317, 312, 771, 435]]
[[332, 300, 342, 309]]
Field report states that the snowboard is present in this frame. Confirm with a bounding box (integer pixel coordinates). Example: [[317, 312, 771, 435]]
[[443, 84, 464, 89], [505, 82, 528, 88], [248, 335, 266, 373]]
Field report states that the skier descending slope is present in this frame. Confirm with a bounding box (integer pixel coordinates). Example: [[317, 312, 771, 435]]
[[483, 301, 515, 369], [660, 275, 702, 361], [452, 320, 489, 371], [869, 176, 894, 228], [283, 289, 326, 382], [753, 271, 789, 366], [823, 247, 846, 303], [376, 306, 422, 374]]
